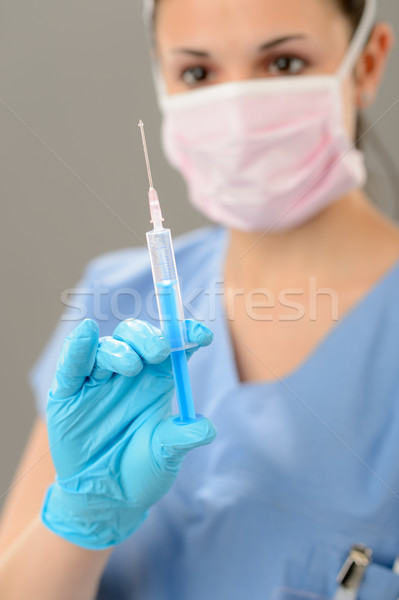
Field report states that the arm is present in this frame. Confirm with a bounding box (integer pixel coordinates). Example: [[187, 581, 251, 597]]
[[0, 419, 112, 600]]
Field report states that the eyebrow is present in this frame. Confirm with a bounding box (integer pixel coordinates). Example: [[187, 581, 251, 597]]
[[171, 35, 307, 58], [258, 35, 307, 52], [172, 48, 210, 58]]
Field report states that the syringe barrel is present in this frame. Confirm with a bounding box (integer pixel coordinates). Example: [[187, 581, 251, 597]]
[[146, 228, 188, 349]]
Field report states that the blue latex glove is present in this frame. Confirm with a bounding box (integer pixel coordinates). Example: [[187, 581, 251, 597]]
[[41, 318, 217, 550]]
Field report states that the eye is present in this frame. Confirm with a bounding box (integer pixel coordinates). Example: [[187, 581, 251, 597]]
[[181, 66, 210, 86], [268, 56, 306, 76]]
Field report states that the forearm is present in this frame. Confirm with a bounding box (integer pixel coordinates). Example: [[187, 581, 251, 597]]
[[0, 514, 112, 600]]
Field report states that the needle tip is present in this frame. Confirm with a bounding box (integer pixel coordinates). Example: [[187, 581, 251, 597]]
[[138, 119, 144, 128]]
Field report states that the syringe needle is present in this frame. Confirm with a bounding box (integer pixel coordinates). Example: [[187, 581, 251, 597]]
[[138, 119, 164, 228], [138, 120, 154, 189]]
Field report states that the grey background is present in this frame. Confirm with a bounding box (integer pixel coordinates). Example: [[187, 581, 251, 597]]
[[0, 0, 398, 508]]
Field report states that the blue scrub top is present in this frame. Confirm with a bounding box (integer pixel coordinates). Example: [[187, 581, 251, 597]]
[[30, 226, 399, 599]]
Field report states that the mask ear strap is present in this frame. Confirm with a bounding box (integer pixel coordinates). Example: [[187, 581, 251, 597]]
[[142, 0, 155, 29], [338, 0, 377, 79], [151, 60, 168, 106], [142, 0, 168, 104]]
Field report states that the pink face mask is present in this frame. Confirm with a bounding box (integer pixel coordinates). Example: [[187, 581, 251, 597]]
[[158, 0, 376, 233]]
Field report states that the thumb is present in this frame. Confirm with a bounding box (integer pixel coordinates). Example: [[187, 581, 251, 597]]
[[51, 319, 99, 400], [152, 415, 217, 471]]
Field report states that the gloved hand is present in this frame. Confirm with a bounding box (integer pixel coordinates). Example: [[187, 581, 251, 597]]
[[41, 318, 217, 550]]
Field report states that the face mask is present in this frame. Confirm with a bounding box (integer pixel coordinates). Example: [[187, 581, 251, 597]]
[[158, 0, 376, 233]]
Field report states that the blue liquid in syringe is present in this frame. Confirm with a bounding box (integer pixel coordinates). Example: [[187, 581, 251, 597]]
[[156, 280, 196, 422]]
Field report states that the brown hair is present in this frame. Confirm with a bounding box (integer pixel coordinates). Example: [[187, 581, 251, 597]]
[[335, 0, 366, 30]]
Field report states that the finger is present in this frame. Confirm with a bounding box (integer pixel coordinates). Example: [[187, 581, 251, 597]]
[[51, 319, 99, 400], [185, 319, 214, 347], [184, 320, 214, 361], [113, 319, 170, 364], [152, 415, 217, 471], [91, 337, 143, 380]]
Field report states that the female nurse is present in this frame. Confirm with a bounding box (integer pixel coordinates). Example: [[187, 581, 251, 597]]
[[1, 0, 399, 598]]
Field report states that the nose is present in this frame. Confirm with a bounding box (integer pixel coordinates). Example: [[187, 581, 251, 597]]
[[217, 67, 258, 84]]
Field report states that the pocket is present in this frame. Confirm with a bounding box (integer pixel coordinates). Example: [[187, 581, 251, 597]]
[[357, 562, 399, 600], [271, 588, 330, 600], [269, 543, 343, 600], [302, 543, 399, 600]]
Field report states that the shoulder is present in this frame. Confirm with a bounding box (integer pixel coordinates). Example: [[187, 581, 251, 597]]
[[357, 205, 399, 319], [83, 226, 224, 289], [382, 257, 399, 327], [174, 226, 225, 270]]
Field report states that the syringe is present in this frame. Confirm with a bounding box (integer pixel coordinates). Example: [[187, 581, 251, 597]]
[[138, 120, 198, 424]]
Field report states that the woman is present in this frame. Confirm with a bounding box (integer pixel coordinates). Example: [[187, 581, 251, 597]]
[[1, 0, 399, 598]]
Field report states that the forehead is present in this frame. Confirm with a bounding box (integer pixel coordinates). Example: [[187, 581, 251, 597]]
[[155, 0, 345, 45]]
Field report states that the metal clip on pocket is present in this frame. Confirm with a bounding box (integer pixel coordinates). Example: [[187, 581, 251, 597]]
[[333, 544, 373, 600]]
